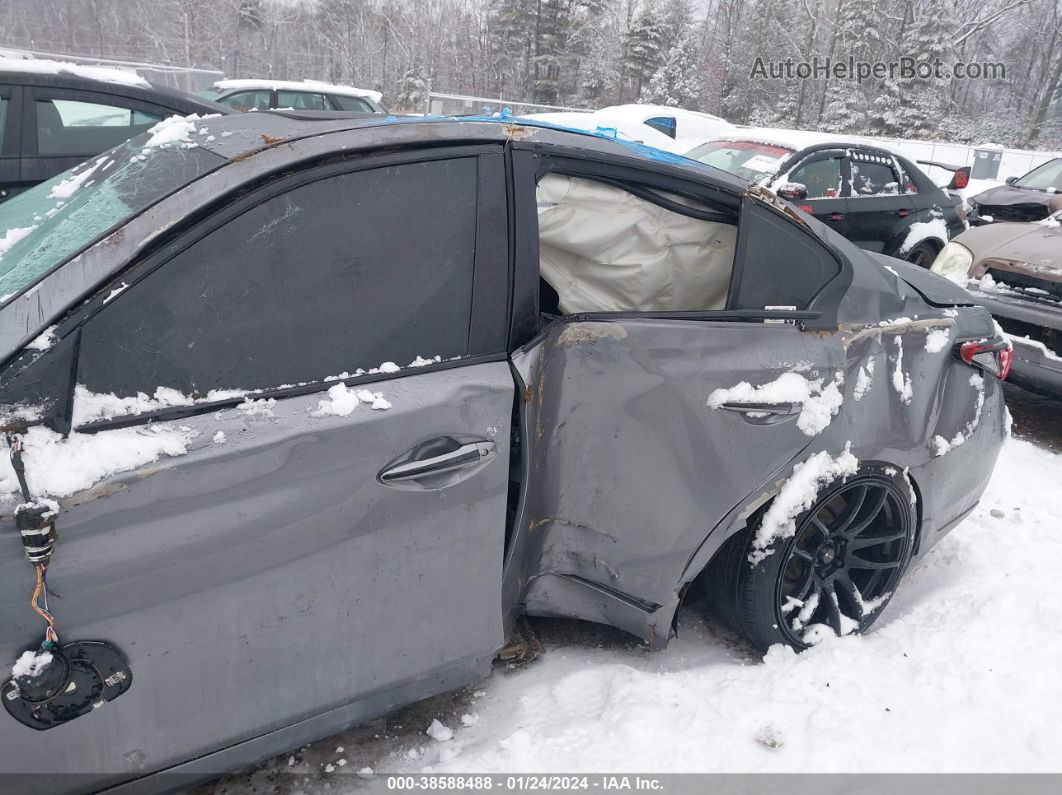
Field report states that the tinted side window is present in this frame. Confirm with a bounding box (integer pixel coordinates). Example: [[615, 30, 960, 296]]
[[644, 116, 676, 138], [78, 158, 479, 398], [0, 97, 7, 149], [789, 157, 842, 199], [36, 99, 162, 156], [330, 94, 375, 112], [730, 202, 842, 311], [277, 91, 327, 110], [218, 90, 271, 111], [850, 157, 901, 195]]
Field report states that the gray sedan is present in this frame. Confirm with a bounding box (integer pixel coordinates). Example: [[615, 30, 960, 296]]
[[0, 113, 1007, 793]]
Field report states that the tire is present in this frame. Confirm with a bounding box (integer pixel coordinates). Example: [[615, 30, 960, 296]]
[[705, 467, 916, 652], [904, 240, 939, 268]]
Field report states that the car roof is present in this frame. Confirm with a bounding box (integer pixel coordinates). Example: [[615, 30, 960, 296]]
[[211, 78, 383, 104], [708, 126, 903, 156], [187, 111, 748, 189], [0, 57, 231, 115]]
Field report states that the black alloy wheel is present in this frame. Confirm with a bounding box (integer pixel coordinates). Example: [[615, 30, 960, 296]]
[[705, 468, 916, 652]]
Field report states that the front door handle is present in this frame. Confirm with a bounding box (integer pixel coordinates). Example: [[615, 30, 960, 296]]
[[379, 440, 495, 483]]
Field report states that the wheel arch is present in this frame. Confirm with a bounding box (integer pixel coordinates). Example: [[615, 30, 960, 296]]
[[669, 457, 925, 640]]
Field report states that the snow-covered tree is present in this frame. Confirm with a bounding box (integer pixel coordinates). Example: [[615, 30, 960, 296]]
[[646, 28, 703, 108]]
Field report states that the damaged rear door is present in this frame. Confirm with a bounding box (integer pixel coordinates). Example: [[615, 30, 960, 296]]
[[504, 149, 852, 645], [0, 147, 512, 791]]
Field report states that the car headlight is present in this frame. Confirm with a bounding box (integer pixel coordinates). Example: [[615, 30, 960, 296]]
[[930, 241, 974, 285]]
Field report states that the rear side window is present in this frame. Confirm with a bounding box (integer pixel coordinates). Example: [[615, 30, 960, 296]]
[[729, 202, 842, 311], [77, 158, 479, 398], [330, 94, 375, 112], [36, 99, 162, 156], [277, 91, 328, 110], [218, 90, 271, 112], [850, 154, 901, 195]]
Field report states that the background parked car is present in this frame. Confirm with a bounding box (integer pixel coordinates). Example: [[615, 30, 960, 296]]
[[521, 103, 733, 154], [931, 209, 1062, 396], [0, 56, 229, 201], [687, 129, 967, 266], [967, 157, 1062, 224], [201, 78, 386, 114], [0, 113, 1007, 793]]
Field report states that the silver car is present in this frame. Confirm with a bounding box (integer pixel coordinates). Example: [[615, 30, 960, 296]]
[[0, 113, 1007, 793]]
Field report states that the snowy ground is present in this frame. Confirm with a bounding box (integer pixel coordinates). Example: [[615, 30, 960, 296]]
[[197, 390, 1062, 793]]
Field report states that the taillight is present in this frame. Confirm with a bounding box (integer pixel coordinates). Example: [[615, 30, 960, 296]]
[[952, 169, 970, 189], [957, 338, 1011, 380]]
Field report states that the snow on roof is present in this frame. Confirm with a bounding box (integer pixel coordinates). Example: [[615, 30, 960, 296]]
[[0, 55, 150, 88], [519, 110, 687, 153], [599, 104, 728, 125], [213, 78, 382, 104], [708, 126, 903, 155]]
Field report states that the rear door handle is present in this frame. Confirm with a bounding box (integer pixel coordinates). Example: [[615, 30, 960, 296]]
[[828, 212, 844, 221], [379, 441, 495, 483], [717, 402, 802, 424], [718, 402, 801, 415]]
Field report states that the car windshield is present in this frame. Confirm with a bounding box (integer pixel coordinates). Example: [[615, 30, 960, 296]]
[[0, 127, 223, 304], [1014, 158, 1062, 192], [686, 140, 793, 182]]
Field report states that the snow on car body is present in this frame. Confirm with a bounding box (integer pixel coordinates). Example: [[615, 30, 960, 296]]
[[687, 127, 967, 265], [0, 112, 1006, 792]]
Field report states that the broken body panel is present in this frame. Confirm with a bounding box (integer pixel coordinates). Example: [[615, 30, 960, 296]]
[[0, 115, 1006, 792]]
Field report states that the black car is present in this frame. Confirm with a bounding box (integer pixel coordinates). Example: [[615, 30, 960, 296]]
[[687, 130, 967, 267], [0, 58, 229, 201], [968, 157, 1062, 224]]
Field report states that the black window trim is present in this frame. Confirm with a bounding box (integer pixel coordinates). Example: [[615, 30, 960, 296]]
[[44, 143, 508, 432], [0, 84, 23, 159], [73, 351, 510, 434]]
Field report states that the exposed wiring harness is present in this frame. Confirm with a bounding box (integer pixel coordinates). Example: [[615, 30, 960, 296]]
[[5, 432, 60, 647]]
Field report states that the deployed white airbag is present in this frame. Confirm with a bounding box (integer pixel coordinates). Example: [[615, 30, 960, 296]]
[[537, 174, 737, 314]]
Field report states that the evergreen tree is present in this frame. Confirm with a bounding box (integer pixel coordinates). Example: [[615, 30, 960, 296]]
[[621, 1, 666, 100], [646, 28, 703, 108], [394, 63, 429, 113]]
